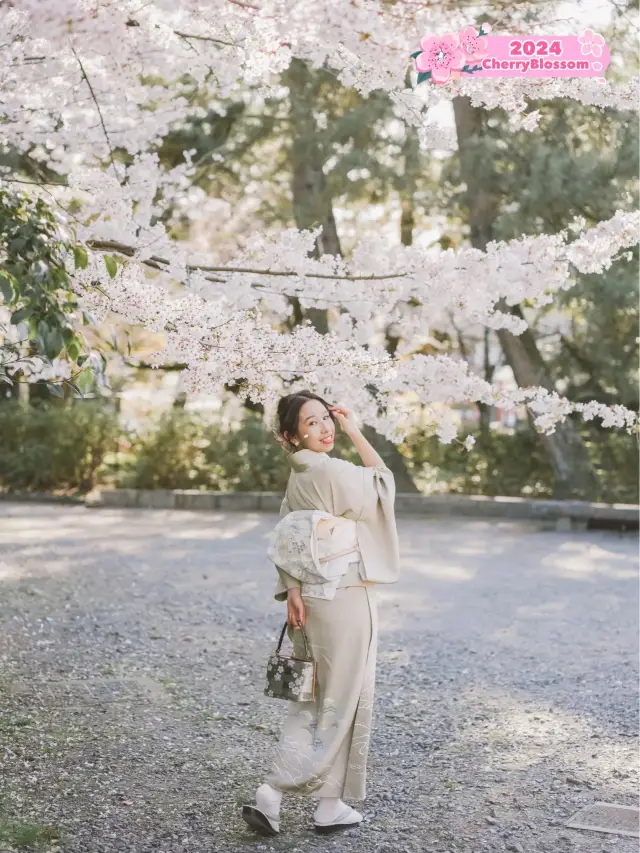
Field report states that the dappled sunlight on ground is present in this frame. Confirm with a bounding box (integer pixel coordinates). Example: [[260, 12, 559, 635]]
[[541, 540, 637, 581], [448, 683, 637, 797], [0, 503, 637, 852], [402, 557, 478, 582]]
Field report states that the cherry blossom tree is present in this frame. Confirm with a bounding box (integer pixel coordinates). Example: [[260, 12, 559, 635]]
[[0, 0, 638, 466]]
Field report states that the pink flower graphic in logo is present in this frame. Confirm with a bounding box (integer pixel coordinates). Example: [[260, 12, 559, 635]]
[[458, 25, 490, 60], [578, 28, 605, 57], [415, 32, 466, 84]]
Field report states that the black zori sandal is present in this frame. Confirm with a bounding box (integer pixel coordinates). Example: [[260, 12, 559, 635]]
[[314, 805, 363, 834], [241, 805, 280, 836]]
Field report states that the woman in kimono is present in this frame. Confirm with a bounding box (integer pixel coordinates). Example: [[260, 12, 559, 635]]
[[242, 390, 400, 837]]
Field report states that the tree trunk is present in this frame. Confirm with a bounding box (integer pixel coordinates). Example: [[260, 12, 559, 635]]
[[399, 72, 420, 250], [359, 424, 417, 492], [359, 110, 423, 494], [479, 328, 493, 443], [283, 59, 418, 491], [285, 58, 338, 336], [452, 95, 599, 499], [234, 61, 333, 416], [347, 80, 423, 493]]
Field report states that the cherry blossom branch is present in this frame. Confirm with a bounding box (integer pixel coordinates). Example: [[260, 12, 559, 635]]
[[227, 0, 259, 8], [0, 177, 67, 188], [87, 240, 407, 281], [174, 31, 239, 48], [69, 44, 123, 184]]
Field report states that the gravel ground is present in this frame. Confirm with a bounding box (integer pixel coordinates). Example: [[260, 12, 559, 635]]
[[0, 502, 637, 853]]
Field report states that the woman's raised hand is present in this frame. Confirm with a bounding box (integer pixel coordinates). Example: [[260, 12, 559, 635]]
[[328, 404, 360, 437]]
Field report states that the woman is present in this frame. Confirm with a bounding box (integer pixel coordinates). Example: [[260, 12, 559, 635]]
[[242, 390, 401, 837]]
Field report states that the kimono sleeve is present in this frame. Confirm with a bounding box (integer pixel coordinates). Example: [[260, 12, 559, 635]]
[[279, 493, 291, 519], [273, 491, 302, 601], [322, 456, 396, 523], [274, 567, 301, 602]]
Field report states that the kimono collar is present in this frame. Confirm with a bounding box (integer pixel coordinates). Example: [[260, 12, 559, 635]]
[[287, 448, 331, 473]]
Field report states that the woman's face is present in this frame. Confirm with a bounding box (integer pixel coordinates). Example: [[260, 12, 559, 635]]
[[291, 399, 335, 453]]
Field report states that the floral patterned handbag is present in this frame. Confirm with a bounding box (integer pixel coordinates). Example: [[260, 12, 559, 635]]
[[264, 620, 316, 702]]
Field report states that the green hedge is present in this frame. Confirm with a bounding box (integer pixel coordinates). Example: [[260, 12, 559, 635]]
[[0, 402, 637, 502], [399, 423, 639, 504], [400, 426, 555, 498], [116, 409, 350, 491], [0, 401, 119, 493]]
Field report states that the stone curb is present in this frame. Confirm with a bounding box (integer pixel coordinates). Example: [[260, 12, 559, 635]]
[[83, 489, 639, 529], [2, 489, 637, 530], [0, 491, 85, 505]]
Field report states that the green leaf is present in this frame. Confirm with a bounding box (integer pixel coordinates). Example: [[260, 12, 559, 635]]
[[10, 306, 29, 326], [417, 71, 432, 85], [51, 267, 70, 287], [64, 380, 84, 398], [104, 254, 118, 278], [73, 246, 89, 269], [0, 275, 13, 304], [45, 382, 64, 398], [66, 336, 82, 361], [410, 50, 422, 59], [75, 367, 94, 393], [44, 327, 64, 359]]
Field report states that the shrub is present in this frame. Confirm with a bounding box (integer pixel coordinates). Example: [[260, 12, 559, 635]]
[[120, 409, 299, 491], [580, 425, 639, 505], [198, 409, 365, 491], [3, 400, 635, 503], [0, 401, 120, 493], [118, 407, 360, 492], [117, 409, 212, 490], [400, 423, 638, 503], [401, 426, 555, 498], [200, 412, 290, 491]]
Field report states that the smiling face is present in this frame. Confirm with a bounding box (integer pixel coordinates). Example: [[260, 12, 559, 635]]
[[289, 399, 335, 453]]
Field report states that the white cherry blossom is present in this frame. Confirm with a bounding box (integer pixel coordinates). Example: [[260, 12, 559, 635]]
[[0, 1, 637, 442]]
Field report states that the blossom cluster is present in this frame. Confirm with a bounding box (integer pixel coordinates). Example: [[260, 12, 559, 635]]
[[62, 208, 639, 442], [0, 1, 637, 441], [1, 2, 637, 179], [76, 208, 639, 337]]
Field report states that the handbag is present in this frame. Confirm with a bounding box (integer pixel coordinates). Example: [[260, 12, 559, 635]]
[[264, 620, 317, 702]]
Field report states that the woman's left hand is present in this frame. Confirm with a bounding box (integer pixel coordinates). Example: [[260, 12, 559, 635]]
[[287, 588, 306, 629]]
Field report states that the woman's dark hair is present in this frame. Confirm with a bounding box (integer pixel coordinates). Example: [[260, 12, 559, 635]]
[[276, 389, 337, 453]]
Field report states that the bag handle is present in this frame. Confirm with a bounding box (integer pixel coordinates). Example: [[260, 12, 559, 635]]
[[276, 620, 314, 662]]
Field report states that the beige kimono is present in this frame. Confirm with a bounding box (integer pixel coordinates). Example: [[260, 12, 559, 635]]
[[265, 448, 400, 801]]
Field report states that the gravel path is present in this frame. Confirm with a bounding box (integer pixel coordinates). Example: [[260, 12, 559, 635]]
[[0, 503, 637, 853]]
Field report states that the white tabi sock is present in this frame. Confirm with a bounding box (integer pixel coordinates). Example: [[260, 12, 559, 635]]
[[255, 782, 282, 819], [314, 797, 346, 823]]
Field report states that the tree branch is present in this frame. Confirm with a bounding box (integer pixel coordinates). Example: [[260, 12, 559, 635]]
[[70, 45, 123, 184], [87, 239, 407, 282], [174, 31, 238, 48], [124, 360, 188, 371]]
